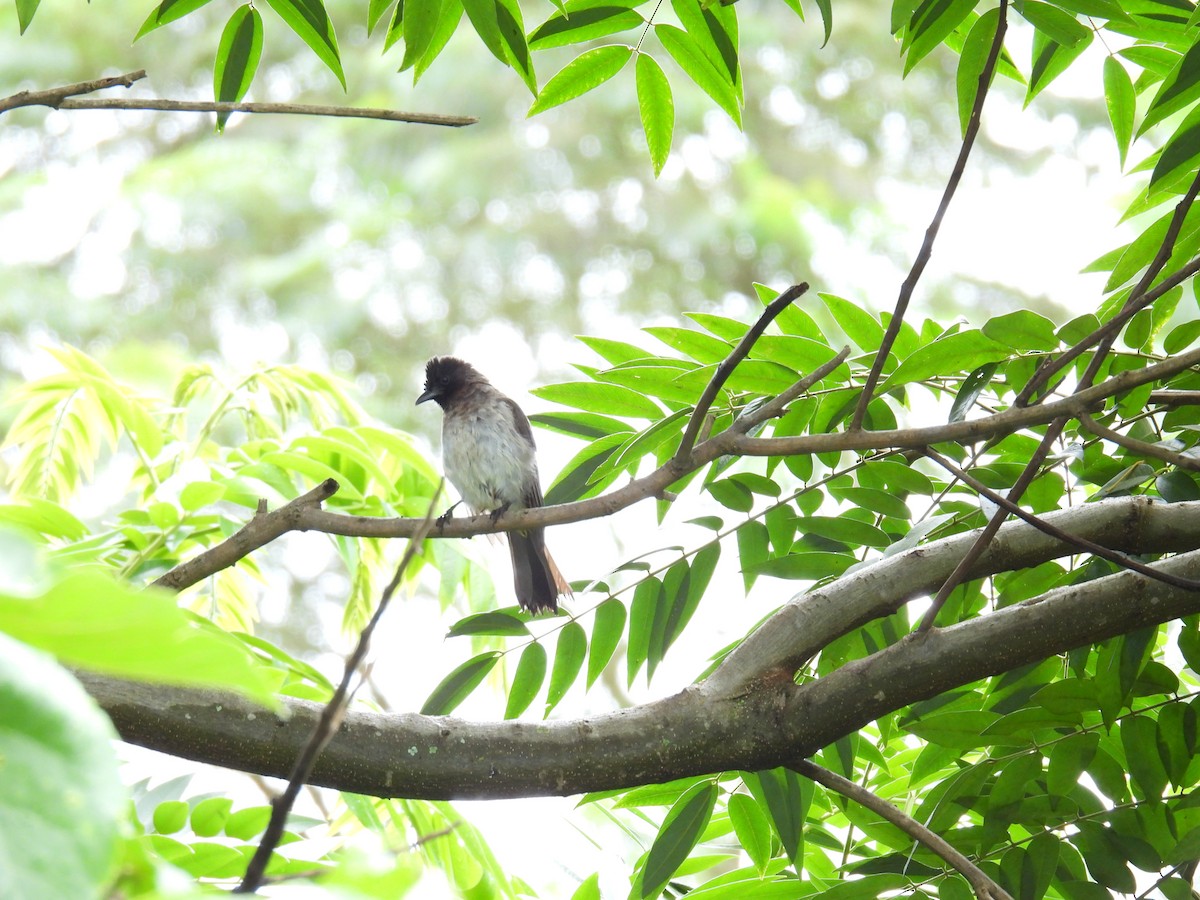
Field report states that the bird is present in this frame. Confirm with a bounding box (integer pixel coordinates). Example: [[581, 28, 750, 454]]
[[416, 356, 571, 614]]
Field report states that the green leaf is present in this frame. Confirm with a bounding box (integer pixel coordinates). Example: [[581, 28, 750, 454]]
[[529, 45, 632, 116], [655, 24, 742, 126], [504, 642, 547, 719], [528, 1, 644, 50], [460, 0, 507, 61], [1157, 471, 1200, 503], [956, 8, 1002, 135], [1150, 103, 1200, 196], [190, 796, 233, 837], [637, 54, 675, 177], [662, 544, 718, 653], [1165, 319, 1200, 354], [949, 362, 999, 423], [814, 0, 832, 46], [587, 598, 626, 688], [1141, 36, 1200, 137], [400, 0, 445, 72], [572, 872, 601, 900], [446, 610, 530, 637], [903, 0, 977, 75], [1027, 27, 1091, 104], [545, 621, 587, 715], [670, 0, 739, 88], [0, 542, 278, 705], [1104, 56, 1135, 168], [495, 0, 537, 94], [419, 651, 501, 715], [627, 577, 661, 686], [1019, 1, 1088, 46], [261, 0, 346, 89], [15, 0, 41, 33], [884, 330, 1009, 390], [368, 0, 395, 34], [753, 551, 858, 581], [224, 805, 271, 840], [136, 0, 215, 39], [798, 515, 891, 548], [819, 293, 884, 352], [213, 6, 264, 132], [641, 782, 718, 897], [534, 380, 663, 418], [1122, 714, 1169, 799], [0, 632, 124, 900], [1047, 732, 1098, 795], [982, 309, 1059, 351], [749, 768, 808, 864], [727, 793, 772, 876], [544, 432, 627, 505], [736, 521, 770, 592]]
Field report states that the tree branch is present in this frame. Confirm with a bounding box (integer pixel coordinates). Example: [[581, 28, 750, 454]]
[[1078, 411, 1200, 472], [0, 69, 146, 113], [235, 485, 442, 893], [82, 497, 1200, 800], [850, 0, 1009, 431], [673, 282, 808, 463], [151, 342, 1200, 594], [0, 69, 476, 126], [792, 760, 1014, 900]]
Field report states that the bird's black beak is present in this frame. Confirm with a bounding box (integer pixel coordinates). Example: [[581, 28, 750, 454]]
[[416, 388, 436, 406]]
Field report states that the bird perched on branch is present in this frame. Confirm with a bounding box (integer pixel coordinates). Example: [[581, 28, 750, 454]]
[[417, 356, 570, 614]]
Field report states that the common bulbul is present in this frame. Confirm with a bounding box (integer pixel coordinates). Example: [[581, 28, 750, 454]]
[[417, 356, 570, 614]]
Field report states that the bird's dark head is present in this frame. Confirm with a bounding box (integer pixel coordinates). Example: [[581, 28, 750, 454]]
[[417, 356, 484, 408]]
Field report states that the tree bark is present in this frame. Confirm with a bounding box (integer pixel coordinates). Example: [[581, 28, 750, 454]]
[[82, 498, 1200, 800]]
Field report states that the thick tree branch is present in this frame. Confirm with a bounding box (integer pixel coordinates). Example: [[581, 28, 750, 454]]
[[83, 498, 1200, 800]]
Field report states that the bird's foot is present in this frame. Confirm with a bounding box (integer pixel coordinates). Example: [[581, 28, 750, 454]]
[[489, 503, 511, 524], [436, 501, 462, 531]]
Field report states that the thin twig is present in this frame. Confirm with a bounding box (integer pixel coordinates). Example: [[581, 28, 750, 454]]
[[54, 97, 477, 127], [1079, 412, 1200, 472], [793, 759, 1015, 900], [850, 0, 1009, 432], [730, 345, 852, 434], [0, 69, 146, 113], [235, 483, 443, 894], [923, 448, 1200, 591], [0, 68, 476, 126], [152, 478, 341, 591], [673, 282, 809, 463], [1150, 390, 1200, 407], [916, 420, 1063, 632], [1016, 253, 1200, 406]]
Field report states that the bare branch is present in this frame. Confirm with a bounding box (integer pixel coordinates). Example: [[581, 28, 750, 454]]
[[730, 345, 852, 434], [0, 69, 146, 113], [0, 68, 476, 127], [235, 484, 443, 894], [673, 282, 809, 463], [793, 760, 1014, 900], [1079, 412, 1200, 472], [54, 98, 477, 127], [850, 0, 1009, 431], [916, 419, 1063, 633], [152, 479, 340, 592]]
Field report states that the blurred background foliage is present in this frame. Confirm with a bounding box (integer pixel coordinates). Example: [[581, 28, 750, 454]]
[[0, 0, 1098, 425]]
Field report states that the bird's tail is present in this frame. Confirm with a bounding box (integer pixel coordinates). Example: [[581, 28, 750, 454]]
[[508, 528, 571, 614]]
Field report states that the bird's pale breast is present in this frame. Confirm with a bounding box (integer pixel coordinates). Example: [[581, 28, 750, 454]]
[[442, 396, 537, 513]]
